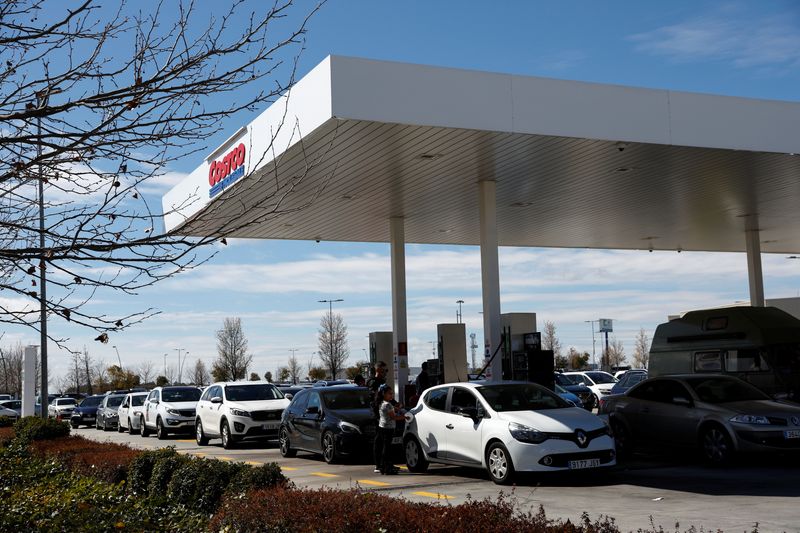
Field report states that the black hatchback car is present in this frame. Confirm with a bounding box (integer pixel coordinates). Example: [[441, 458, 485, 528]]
[[279, 386, 404, 464], [70, 395, 105, 428]]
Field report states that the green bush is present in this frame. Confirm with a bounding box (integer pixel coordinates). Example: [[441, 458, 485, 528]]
[[148, 449, 191, 498], [13, 416, 70, 442], [128, 447, 177, 495], [167, 457, 245, 512], [0, 416, 14, 428], [230, 461, 289, 494]]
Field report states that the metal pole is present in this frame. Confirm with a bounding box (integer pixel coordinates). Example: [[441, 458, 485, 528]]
[[163, 353, 167, 381], [112, 346, 122, 370], [37, 109, 48, 419], [478, 180, 502, 381], [584, 320, 597, 369], [456, 300, 464, 324]]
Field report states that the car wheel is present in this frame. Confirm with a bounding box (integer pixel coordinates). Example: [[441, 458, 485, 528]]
[[196, 419, 209, 446], [156, 417, 168, 440], [486, 442, 515, 485], [610, 419, 632, 459], [71, 421, 79, 429], [95, 418, 101, 430], [404, 437, 429, 473], [589, 394, 599, 411], [221, 420, 236, 449], [279, 426, 296, 458], [701, 425, 734, 465], [322, 432, 337, 464], [140, 416, 150, 437], [128, 418, 136, 435]]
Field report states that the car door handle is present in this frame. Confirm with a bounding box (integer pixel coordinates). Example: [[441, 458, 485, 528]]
[[445, 424, 454, 429]]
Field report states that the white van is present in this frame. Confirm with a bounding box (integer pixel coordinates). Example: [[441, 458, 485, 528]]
[[649, 306, 800, 402]]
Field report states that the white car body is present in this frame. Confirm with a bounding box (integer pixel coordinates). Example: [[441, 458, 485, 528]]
[[0, 394, 12, 402], [403, 381, 615, 484], [196, 381, 290, 449], [141, 386, 201, 439], [0, 405, 18, 419], [0, 400, 21, 417], [564, 371, 618, 401], [48, 397, 78, 419], [118, 392, 149, 433]]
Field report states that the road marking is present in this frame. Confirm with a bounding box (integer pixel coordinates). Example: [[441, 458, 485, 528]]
[[412, 491, 454, 500], [398, 465, 408, 470], [217, 456, 235, 462], [192, 452, 207, 457], [176, 439, 195, 443], [311, 472, 338, 478], [357, 479, 390, 487], [245, 460, 263, 466], [281, 466, 299, 471]]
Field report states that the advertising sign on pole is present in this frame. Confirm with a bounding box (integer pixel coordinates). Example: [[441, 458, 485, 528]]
[[598, 318, 613, 333]]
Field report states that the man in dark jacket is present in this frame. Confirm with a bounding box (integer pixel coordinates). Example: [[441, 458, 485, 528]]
[[415, 361, 431, 397], [366, 361, 388, 473]]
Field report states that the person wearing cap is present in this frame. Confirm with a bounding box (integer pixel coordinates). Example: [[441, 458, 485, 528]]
[[377, 384, 405, 475]]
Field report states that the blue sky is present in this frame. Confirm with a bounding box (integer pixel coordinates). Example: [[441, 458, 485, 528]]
[[6, 0, 800, 383]]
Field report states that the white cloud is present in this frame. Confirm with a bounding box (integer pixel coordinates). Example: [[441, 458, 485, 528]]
[[630, 8, 800, 69]]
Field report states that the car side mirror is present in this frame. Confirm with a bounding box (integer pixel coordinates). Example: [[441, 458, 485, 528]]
[[305, 406, 319, 415], [211, 396, 223, 404], [458, 407, 480, 419], [151, 399, 159, 405], [673, 396, 692, 407], [284, 393, 293, 400]]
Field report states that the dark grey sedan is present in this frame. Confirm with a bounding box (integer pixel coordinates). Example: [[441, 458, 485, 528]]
[[600, 374, 800, 464]]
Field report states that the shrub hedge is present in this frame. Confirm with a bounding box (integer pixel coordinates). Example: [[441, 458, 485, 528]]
[[0, 415, 14, 427], [30, 435, 140, 483], [13, 416, 70, 442]]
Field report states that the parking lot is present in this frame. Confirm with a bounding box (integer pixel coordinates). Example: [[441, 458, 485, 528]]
[[78, 425, 800, 532]]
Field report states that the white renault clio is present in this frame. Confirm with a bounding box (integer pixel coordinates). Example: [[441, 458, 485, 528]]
[[404, 381, 615, 484]]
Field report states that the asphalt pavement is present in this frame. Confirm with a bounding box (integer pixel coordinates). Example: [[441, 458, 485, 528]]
[[77, 426, 800, 532]]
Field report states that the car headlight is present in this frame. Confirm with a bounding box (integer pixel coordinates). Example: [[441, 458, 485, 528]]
[[730, 414, 771, 425], [339, 421, 361, 434], [230, 408, 251, 418], [508, 422, 548, 444], [166, 408, 181, 416]]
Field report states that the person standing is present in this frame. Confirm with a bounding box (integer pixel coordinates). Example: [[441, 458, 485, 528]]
[[377, 384, 405, 475], [366, 361, 388, 473], [415, 361, 431, 396]]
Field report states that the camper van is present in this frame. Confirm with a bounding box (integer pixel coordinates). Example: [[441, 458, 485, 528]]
[[649, 306, 800, 402]]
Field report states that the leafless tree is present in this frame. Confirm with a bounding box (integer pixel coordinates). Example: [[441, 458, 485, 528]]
[[164, 364, 176, 385], [633, 328, 650, 369], [80, 347, 93, 394], [92, 358, 109, 391], [287, 353, 302, 384], [606, 337, 627, 368], [211, 317, 252, 381], [190, 358, 210, 386], [541, 321, 563, 358], [136, 359, 155, 385], [0, 343, 24, 396], [0, 1, 325, 348], [318, 312, 348, 379]]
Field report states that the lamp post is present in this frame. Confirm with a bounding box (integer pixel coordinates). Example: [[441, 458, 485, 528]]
[[318, 299, 343, 377], [456, 299, 464, 324], [112, 346, 122, 370], [584, 320, 597, 369], [174, 349, 188, 384]]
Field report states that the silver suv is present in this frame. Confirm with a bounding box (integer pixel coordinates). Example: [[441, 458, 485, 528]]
[[140, 386, 201, 440]]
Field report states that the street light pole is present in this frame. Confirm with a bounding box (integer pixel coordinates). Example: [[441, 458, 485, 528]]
[[112, 346, 122, 370], [584, 320, 597, 369], [318, 299, 343, 378], [36, 102, 48, 418]]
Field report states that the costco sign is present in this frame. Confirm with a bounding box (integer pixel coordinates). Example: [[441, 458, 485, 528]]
[[208, 143, 246, 198]]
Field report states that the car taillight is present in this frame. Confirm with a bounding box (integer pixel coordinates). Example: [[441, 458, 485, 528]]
[[598, 398, 606, 412]]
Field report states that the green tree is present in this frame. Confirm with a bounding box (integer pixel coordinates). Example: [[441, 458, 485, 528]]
[[155, 375, 169, 387], [107, 365, 140, 390], [308, 366, 327, 381], [249, 372, 260, 381], [277, 367, 291, 382]]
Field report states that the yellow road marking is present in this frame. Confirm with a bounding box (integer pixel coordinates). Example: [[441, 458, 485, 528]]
[[310, 472, 338, 478], [192, 452, 207, 457], [412, 491, 454, 500], [357, 479, 390, 487], [176, 439, 195, 443], [281, 466, 299, 471], [245, 460, 262, 466], [397, 465, 408, 470], [217, 456, 234, 461]]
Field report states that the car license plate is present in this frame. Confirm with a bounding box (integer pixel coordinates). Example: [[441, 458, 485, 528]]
[[391, 436, 402, 445], [784, 430, 800, 439], [568, 458, 601, 470], [262, 423, 279, 430]]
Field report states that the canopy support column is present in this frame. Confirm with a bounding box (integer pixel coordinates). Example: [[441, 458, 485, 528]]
[[390, 217, 409, 402], [479, 180, 502, 381], [745, 229, 765, 307]]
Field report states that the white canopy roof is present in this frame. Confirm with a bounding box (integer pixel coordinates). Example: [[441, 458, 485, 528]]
[[162, 56, 800, 253]]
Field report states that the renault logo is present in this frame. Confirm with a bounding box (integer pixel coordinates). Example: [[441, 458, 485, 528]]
[[575, 430, 589, 447], [792, 416, 800, 426]]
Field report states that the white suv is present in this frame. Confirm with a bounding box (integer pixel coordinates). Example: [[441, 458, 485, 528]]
[[140, 386, 201, 440], [196, 381, 290, 449], [563, 371, 618, 407]]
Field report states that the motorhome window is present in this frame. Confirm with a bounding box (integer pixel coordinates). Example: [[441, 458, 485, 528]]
[[704, 316, 728, 331], [725, 349, 770, 373], [694, 352, 722, 372]]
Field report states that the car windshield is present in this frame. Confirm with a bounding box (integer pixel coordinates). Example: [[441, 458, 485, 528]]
[[684, 377, 771, 404], [162, 388, 201, 402], [554, 374, 574, 386], [225, 384, 284, 402], [56, 398, 76, 406], [586, 372, 616, 384], [321, 390, 371, 410], [476, 384, 568, 412], [80, 396, 103, 407], [105, 396, 124, 408], [131, 395, 146, 407], [554, 384, 567, 394]]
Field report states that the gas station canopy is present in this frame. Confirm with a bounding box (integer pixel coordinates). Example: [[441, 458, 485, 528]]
[[163, 55, 800, 252]]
